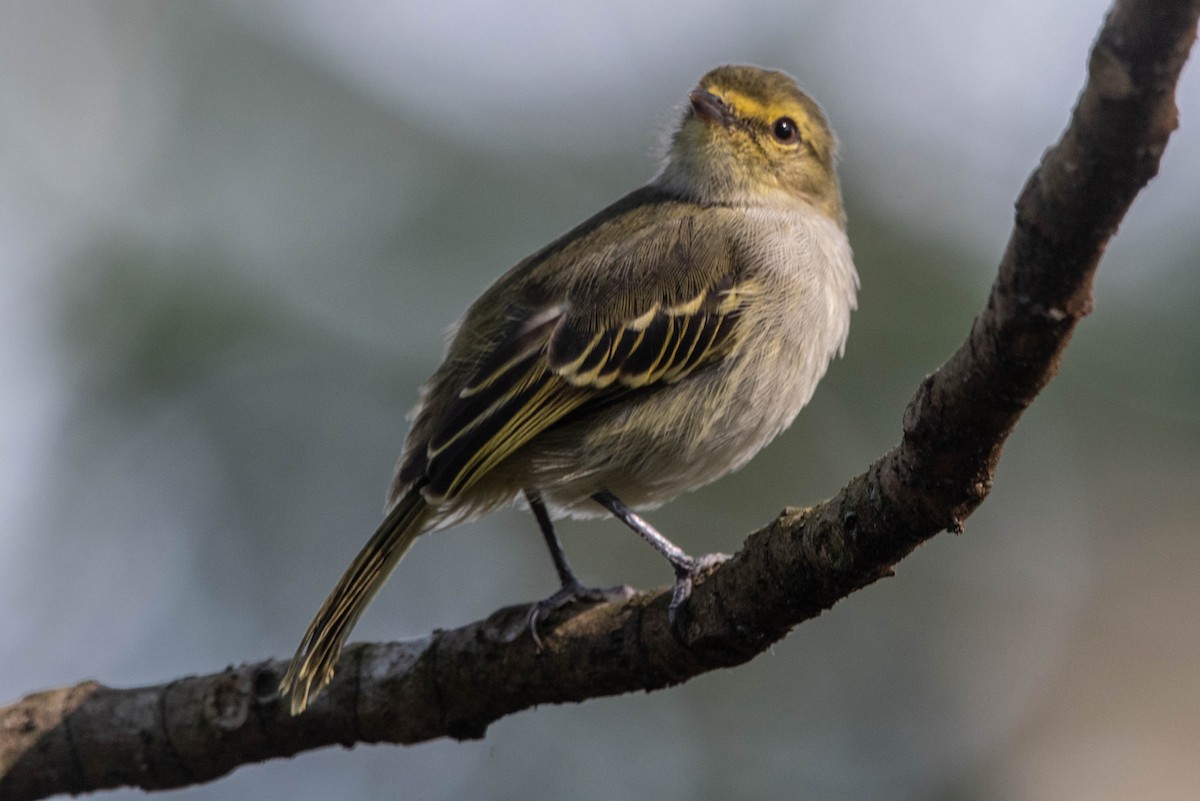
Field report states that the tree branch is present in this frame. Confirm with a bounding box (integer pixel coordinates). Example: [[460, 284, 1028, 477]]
[[2, 1, 1197, 797]]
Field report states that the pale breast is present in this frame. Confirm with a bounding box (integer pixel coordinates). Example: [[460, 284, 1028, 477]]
[[525, 205, 858, 516]]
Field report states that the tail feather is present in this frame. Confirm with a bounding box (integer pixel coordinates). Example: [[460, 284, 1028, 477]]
[[279, 487, 431, 714]]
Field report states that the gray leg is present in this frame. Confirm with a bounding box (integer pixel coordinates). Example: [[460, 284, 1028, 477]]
[[525, 490, 628, 647], [593, 489, 720, 625], [529, 490, 585, 590]]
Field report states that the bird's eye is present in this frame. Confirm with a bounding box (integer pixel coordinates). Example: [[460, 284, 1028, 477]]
[[771, 117, 800, 144]]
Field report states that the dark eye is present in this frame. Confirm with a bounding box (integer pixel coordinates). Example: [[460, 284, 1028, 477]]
[[771, 117, 800, 144]]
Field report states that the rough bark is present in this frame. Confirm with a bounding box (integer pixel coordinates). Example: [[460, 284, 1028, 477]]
[[2, 0, 1197, 797]]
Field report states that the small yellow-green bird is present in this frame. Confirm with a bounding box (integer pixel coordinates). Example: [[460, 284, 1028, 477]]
[[280, 64, 858, 714]]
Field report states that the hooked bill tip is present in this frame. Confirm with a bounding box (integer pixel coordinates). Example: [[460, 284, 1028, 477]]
[[688, 89, 732, 127]]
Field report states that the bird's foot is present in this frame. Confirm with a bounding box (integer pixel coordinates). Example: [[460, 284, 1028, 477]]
[[667, 552, 731, 627], [527, 580, 634, 649]]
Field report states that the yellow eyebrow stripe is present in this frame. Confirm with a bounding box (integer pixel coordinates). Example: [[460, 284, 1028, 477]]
[[709, 88, 818, 140], [715, 89, 771, 120]]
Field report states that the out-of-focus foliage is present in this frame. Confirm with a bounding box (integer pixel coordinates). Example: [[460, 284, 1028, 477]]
[[2, 3, 1198, 799]]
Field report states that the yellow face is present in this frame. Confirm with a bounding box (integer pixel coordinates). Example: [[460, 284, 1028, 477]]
[[667, 65, 843, 222]]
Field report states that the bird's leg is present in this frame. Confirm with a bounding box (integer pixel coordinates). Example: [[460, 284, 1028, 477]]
[[525, 490, 630, 647], [593, 489, 726, 625]]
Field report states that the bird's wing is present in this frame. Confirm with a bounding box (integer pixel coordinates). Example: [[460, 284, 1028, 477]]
[[420, 212, 758, 500]]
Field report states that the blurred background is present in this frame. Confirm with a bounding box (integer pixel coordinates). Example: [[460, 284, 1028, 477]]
[[2, 2, 1198, 799]]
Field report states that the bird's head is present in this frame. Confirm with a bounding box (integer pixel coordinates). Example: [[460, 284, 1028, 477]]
[[658, 65, 844, 224]]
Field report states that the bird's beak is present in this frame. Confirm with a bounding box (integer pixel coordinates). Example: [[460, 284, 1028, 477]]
[[689, 89, 733, 127]]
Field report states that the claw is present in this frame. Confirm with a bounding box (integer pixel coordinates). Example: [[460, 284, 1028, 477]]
[[666, 552, 731, 628], [528, 582, 633, 648]]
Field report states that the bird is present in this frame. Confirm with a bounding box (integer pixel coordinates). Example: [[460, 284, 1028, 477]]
[[279, 64, 859, 714]]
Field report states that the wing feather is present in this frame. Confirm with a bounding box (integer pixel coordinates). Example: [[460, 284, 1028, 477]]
[[419, 211, 755, 501]]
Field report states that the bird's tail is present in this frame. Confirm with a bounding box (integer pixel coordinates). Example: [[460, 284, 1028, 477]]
[[279, 486, 431, 715]]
